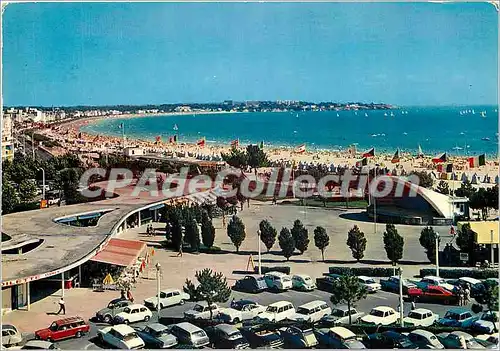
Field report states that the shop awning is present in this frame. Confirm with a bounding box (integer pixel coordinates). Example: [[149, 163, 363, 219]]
[[90, 238, 146, 267], [148, 203, 165, 211], [458, 221, 499, 245]]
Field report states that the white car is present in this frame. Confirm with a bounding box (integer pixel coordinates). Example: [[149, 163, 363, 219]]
[[144, 288, 190, 310], [289, 300, 331, 323], [114, 304, 152, 324], [291, 274, 316, 291], [264, 272, 293, 291], [184, 303, 220, 320], [98, 324, 145, 349], [358, 276, 381, 293], [218, 300, 266, 323], [403, 308, 439, 327], [421, 276, 455, 292], [257, 301, 295, 322], [361, 306, 399, 326]]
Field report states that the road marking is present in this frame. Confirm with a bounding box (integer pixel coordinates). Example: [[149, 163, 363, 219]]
[[84, 343, 96, 350]]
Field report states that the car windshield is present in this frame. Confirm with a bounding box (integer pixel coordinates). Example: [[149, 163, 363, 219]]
[[192, 331, 206, 338], [436, 278, 446, 285], [267, 306, 278, 313], [154, 329, 169, 337], [370, 309, 385, 317], [256, 277, 265, 282], [193, 305, 205, 312], [283, 277, 291, 282], [296, 308, 311, 315], [332, 309, 345, 317], [304, 277, 312, 282], [123, 332, 139, 342], [444, 312, 460, 320], [365, 279, 376, 284], [483, 313, 498, 322], [228, 331, 242, 339], [408, 312, 423, 319], [107, 302, 116, 308]]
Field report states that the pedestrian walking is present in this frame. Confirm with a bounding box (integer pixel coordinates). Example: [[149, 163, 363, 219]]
[[411, 301, 416, 311], [56, 297, 66, 315], [127, 289, 134, 303], [464, 287, 470, 305], [177, 233, 184, 257]]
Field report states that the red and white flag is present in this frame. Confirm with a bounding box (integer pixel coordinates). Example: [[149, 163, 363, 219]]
[[197, 138, 206, 147], [295, 144, 306, 154]]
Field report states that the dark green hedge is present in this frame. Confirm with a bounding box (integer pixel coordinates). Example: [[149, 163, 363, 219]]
[[255, 266, 291, 275], [420, 268, 497, 279], [329, 267, 396, 277]]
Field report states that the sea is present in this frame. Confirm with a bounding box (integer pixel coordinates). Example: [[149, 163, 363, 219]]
[[80, 106, 499, 157]]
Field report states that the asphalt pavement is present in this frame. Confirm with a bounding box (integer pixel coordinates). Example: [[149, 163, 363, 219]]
[[40, 287, 476, 350]]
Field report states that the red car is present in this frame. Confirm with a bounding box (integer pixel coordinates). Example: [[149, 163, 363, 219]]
[[407, 285, 458, 305], [35, 316, 90, 342]]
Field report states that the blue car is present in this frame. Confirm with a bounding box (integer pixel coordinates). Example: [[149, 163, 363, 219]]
[[437, 308, 479, 328]]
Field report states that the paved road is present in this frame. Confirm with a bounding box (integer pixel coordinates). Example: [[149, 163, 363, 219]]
[[41, 287, 475, 350]]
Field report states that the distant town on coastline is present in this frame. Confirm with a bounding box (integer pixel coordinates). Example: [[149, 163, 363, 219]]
[[3, 100, 393, 122]]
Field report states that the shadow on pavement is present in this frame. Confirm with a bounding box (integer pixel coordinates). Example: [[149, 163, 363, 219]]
[[338, 212, 372, 222]]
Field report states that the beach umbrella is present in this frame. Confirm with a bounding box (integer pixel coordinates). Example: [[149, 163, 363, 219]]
[[471, 173, 478, 184], [461, 173, 469, 183]]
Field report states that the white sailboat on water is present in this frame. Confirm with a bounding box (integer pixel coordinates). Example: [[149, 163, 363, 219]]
[[173, 124, 178, 131], [417, 144, 424, 158]]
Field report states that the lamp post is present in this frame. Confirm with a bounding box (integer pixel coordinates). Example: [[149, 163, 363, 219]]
[[31, 131, 35, 159], [257, 230, 262, 275], [491, 230, 495, 266], [156, 263, 161, 316], [435, 233, 440, 277], [398, 267, 404, 327], [38, 168, 46, 200]]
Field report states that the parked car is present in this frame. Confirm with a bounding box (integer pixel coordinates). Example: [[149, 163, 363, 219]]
[[408, 329, 445, 349], [360, 306, 398, 326], [474, 338, 497, 349], [134, 323, 178, 349], [437, 331, 485, 349], [218, 300, 266, 324], [472, 311, 499, 334], [114, 304, 152, 324], [233, 275, 268, 293], [204, 324, 249, 349], [289, 300, 331, 323], [96, 298, 133, 324], [291, 274, 316, 291], [437, 308, 479, 328], [320, 305, 365, 326], [316, 274, 341, 292], [358, 276, 381, 293], [418, 276, 455, 291], [476, 334, 499, 346], [403, 308, 438, 327], [168, 322, 209, 348], [21, 341, 59, 350], [34, 316, 90, 342], [278, 325, 318, 349], [239, 325, 284, 349], [184, 302, 220, 320], [407, 285, 458, 305], [363, 331, 417, 349], [264, 271, 293, 291], [380, 276, 417, 294], [315, 326, 366, 349], [256, 301, 295, 322], [143, 289, 190, 310], [98, 324, 145, 349], [2, 325, 22, 347]]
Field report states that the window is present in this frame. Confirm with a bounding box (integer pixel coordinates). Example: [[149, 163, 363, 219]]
[[278, 307, 284, 313], [320, 304, 329, 310], [173, 291, 180, 296], [160, 292, 167, 298], [140, 307, 147, 312], [123, 307, 131, 314], [350, 309, 357, 315]]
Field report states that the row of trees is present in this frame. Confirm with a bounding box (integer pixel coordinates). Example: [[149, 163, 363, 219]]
[[221, 144, 269, 169]]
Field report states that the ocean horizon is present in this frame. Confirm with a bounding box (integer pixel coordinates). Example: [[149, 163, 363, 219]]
[[80, 105, 499, 157]]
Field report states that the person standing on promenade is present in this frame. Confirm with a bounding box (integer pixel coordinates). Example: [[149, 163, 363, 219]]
[[177, 232, 184, 257], [56, 297, 66, 315]]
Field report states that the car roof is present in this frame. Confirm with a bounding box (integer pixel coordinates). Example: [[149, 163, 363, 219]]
[[333, 305, 352, 311], [175, 322, 203, 332], [233, 299, 256, 307], [411, 308, 432, 314], [382, 331, 403, 338], [146, 323, 168, 332], [161, 288, 180, 293], [269, 300, 293, 307], [423, 276, 442, 280], [372, 306, 394, 312], [24, 340, 55, 348], [357, 276, 372, 280], [292, 274, 310, 279], [299, 300, 327, 309], [194, 301, 216, 307], [459, 277, 482, 285], [451, 331, 473, 338], [447, 307, 470, 314], [125, 304, 147, 309], [54, 316, 84, 325], [109, 298, 127, 304], [113, 324, 136, 335], [265, 271, 288, 277], [329, 327, 356, 339], [2, 324, 17, 331], [215, 324, 239, 334], [411, 329, 436, 338]]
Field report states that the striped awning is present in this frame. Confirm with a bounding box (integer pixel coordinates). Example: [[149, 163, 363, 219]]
[[90, 238, 146, 267]]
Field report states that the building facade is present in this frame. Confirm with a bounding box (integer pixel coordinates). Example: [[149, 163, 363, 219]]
[[2, 114, 14, 161]]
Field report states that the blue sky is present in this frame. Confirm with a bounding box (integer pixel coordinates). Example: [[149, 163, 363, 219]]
[[3, 2, 498, 106]]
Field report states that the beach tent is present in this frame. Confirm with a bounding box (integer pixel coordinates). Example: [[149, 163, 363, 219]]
[[461, 173, 469, 183], [482, 175, 490, 183], [471, 173, 478, 184]]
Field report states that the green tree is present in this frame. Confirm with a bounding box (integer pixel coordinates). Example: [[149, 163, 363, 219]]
[[486, 185, 498, 211], [346, 225, 367, 261], [227, 215, 246, 252], [470, 188, 489, 220], [184, 215, 200, 252], [183, 268, 231, 319], [246, 144, 269, 169], [419, 226, 438, 263], [291, 219, 310, 254], [18, 179, 38, 203], [436, 180, 450, 195], [410, 171, 434, 188], [168, 206, 184, 251], [314, 226, 330, 261], [278, 227, 295, 261], [383, 223, 404, 265], [455, 180, 476, 198], [259, 220, 278, 252], [330, 275, 368, 325], [221, 147, 248, 168], [456, 223, 477, 265], [200, 210, 215, 248], [2, 181, 20, 214]]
